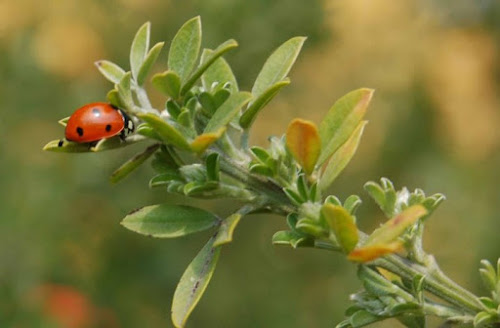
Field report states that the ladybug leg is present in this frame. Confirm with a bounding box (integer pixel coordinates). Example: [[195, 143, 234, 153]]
[[118, 109, 135, 141]]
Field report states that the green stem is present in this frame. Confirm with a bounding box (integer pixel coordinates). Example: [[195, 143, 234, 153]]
[[217, 155, 295, 213], [373, 255, 484, 314]]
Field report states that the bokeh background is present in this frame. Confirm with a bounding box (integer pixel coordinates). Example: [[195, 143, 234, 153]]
[[1, 0, 499, 327]]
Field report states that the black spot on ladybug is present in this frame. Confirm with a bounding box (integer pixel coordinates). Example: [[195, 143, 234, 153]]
[[92, 108, 101, 117], [76, 127, 84, 137], [105, 124, 112, 132], [58, 140, 64, 147]]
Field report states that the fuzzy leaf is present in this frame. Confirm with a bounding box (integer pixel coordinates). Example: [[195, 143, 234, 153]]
[[322, 204, 358, 253], [201, 48, 238, 92], [204, 92, 252, 133], [240, 79, 290, 129], [121, 204, 219, 238], [319, 121, 367, 191], [180, 39, 238, 95], [318, 88, 374, 165], [152, 71, 181, 99], [286, 118, 321, 174], [137, 113, 191, 150], [172, 236, 221, 328], [43, 135, 145, 153], [130, 22, 150, 81], [251, 37, 305, 98], [190, 127, 226, 154], [168, 16, 201, 82], [349, 310, 385, 327], [213, 213, 242, 247], [95, 60, 126, 84], [272, 230, 313, 248], [137, 42, 165, 86], [110, 144, 159, 184], [43, 139, 93, 153], [106, 89, 125, 109], [366, 205, 428, 246], [117, 72, 133, 110]]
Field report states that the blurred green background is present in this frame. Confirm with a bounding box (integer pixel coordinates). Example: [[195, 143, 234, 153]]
[[1, 0, 499, 327]]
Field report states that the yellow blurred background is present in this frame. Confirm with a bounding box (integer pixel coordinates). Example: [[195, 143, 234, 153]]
[[1, 0, 499, 327]]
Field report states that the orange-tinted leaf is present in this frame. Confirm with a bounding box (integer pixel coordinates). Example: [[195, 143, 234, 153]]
[[347, 241, 403, 263], [286, 118, 321, 174], [322, 203, 358, 253], [190, 127, 226, 154], [366, 205, 427, 246]]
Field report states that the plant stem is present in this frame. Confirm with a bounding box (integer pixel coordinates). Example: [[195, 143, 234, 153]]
[[214, 144, 484, 321], [217, 154, 295, 213], [373, 255, 484, 315]]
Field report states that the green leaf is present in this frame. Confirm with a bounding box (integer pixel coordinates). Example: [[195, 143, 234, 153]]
[[110, 144, 160, 184], [319, 121, 367, 191], [283, 187, 305, 206], [166, 100, 182, 118], [117, 72, 133, 110], [349, 310, 385, 327], [295, 218, 327, 237], [43, 135, 145, 153], [364, 181, 386, 212], [201, 48, 238, 93], [322, 204, 359, 253], [271, 230, 313, 248], [121, 204, 219, 238], [296, 175, 309, 201], [318, 88, 374, 165], [250, 146, 271, 163], [43, 139, 93, 153], [213, 88, 230, 108], [205, 153, 220, 181], [249, 164, 274, 177], [58, 117, 69, 127], [251, 37, 305, 98], [149, 173, 182, 188], [95, 60, 126, 84], [107, 88, 126, 109], [168, 16, 202, 83], [92, 135, 145, 152], [130, 22, 150, 81], [137, 42, 165, 86], [240, 79, 290, 129], [474, 311, 496, 328], [171, 236, 221, 328], [366, 205, 428, 246], [285, 118, 321, 175], [344, 195, 362, 215], [213, 213, 242, 247], [136, 123, 162, 141], [198, 92, 216, 115], [203, 91, 252, 133], [397, 314, 425, 328], [183, 181, 218, 196], [152, 71, 181, 99], [180, 39, 238, 96], [137, 113, 191, 150]]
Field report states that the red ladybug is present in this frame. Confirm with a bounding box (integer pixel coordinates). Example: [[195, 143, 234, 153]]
[[64, 102, 134, 143]]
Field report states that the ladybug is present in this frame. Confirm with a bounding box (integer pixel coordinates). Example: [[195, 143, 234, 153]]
[[64, 102, 134, 143]]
